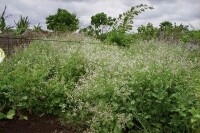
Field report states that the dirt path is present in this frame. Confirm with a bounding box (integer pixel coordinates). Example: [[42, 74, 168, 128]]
[[0, 115, 82, 133]]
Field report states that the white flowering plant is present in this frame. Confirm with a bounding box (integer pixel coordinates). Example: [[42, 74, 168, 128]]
[[0, 34, 199, 132]]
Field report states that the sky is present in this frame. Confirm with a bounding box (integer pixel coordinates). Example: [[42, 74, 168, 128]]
[[0, 0, 200, 32]]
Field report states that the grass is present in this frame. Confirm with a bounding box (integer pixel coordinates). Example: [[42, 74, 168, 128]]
[[0, 34, 200, 132]]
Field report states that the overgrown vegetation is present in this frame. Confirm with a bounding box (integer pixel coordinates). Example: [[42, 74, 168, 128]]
[[14, 15, 30, 35], [0, 34, 200, 132], [0, 2, 200, 133], [33, 23, 43, 32], [81, 4, 154, 46], [46, 8, 79, 32]]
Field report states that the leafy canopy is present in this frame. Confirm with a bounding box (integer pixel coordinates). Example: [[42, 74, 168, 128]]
[[0, 6, 12, 33], [46, 8, 79, 32], [137, 22, 158, 40], [114, 4, 154, 33], [0, 6, 6, 32], [91, 12, 115, 35], [14, 15, 30, 35]]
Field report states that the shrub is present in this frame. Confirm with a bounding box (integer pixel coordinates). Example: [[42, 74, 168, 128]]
[[46, 8, 79, 32], [137, 22, 159, 41], [181, 30, 200, 45], [0, 36, 199, 132], [63, 41, 200, 132], [33, 23, 43, 32], [106, 30, 132, 47], [0, 40, 87, 118], [14, 16, 30, 35]]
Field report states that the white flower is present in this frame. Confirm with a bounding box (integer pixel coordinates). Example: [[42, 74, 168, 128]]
[[0, 48, 5, 63]]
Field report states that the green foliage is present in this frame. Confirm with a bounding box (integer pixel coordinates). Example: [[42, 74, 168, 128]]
[[83, 4, 153, 44], [91, 12, 116, 36], [0, 40, 86, 118], [172, 23, 189, 40], [14, 15, 30, 35], [159, 21, 174, 40], [120, 66, 200, 132], [33, 23, 42, 32], [136, 21, 192, 44], [0, 110, 15, 119], [159, 21, 173, 31], [0, 6, 12, 33], [158, 21, 190, 42], [0, 30, 199, 132], [137, 22, 159, 40], [91, 12, 108, 28], [46, 8, 79, 32], [80, 25, 95, 36], [181, 30, 200, 45], [0, 6, 6, 32], [106, 30, 132, 47], [114, 4, 153, 33], [60, 40, 200, 132]]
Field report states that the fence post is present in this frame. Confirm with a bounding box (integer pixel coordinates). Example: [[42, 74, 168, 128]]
[[7, 36, 10, 56], [10, 36, 13, 55]]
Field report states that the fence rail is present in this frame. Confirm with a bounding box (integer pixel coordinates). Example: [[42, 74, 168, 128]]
[[0, 36, 32, 56], [0, 36, 101, 56]]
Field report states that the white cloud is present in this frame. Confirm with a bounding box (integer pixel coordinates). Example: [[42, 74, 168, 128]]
[[0, 0, 199, 30]]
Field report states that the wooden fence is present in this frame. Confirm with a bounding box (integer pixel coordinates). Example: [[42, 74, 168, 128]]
[[0, 36, 32, 56], [0, 34, 91, 57]]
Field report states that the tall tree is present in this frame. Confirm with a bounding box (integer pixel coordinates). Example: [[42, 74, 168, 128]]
[[137, 22, 158, 40], [159, 21, 174, 38], [91, 12, 115, 36], [0, 6, 6, 32], [114, 4, 154, 33], [0, 6, 12, 33], [159, 21, 173, 31], [46, 8, 79, 32]]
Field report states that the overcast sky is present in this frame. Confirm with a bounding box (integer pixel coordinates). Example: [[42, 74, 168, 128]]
[[0, 0, 200, 31]]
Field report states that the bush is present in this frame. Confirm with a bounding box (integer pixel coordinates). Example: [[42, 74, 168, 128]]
[[181, 30, 200, 45], [106, 30, 132, 47], [46, 8, 79, 32], [137, 22, 159, 41], [0, 36, 199, 132], [62, 41, 200, 132], [14, 16, 30, 35], [0, 40, 86, 118]]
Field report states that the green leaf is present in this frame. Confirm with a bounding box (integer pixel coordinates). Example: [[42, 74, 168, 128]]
[[191, 118, 196, 123], [19, 115, 28, 120], [0, 112, 6, 119], [194, 114, 200, 119], [6, 110, 15, 119], [22, 96, 28, 100]]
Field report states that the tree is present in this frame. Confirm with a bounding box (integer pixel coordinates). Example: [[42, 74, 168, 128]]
[[159, 21, 173, 32], [46, 8, 79, 32], [0, 6, 6, 32], [90, 12, 116, 37], [105, 4, 153, 46], [137, 22, 158, 40], [114, 4, 154, 33], [0, 6, 12, 33], [33, 23, 42, 32], [14, 15, 30, 35]]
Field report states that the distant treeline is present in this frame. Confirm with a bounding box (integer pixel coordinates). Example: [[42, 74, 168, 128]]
[[0, 5, 199, 46]]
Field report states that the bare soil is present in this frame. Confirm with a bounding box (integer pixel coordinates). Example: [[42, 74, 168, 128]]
[[0, 115, 83, 133]]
